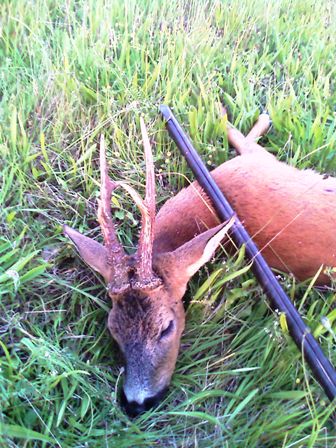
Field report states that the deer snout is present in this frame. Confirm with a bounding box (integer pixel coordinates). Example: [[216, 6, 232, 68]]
[[121, 386, 167, 417]]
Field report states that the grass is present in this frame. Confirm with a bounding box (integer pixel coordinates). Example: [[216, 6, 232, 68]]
[[0, 0, 335, 446]]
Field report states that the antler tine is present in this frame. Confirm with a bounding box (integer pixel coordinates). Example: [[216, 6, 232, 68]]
[[97, 135, 130, 294], [133, 118, 162, 289]]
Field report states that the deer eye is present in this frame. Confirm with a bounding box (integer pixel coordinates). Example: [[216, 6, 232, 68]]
[[160, 320, 175, 340]]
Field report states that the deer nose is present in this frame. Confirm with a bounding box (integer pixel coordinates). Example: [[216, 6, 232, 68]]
[[120, 388, 167, 417]]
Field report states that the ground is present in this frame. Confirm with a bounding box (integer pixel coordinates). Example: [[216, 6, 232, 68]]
[[0, 0, 335, 446]]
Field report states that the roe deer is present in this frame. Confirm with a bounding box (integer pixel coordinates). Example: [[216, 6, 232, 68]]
[[64, 112, 336, 416]]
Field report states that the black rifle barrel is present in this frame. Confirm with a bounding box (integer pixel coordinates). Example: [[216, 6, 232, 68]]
[[160, 105, 336, 401]]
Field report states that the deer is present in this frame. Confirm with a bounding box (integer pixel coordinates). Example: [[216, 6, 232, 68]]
[[64, 111, 336, 416]]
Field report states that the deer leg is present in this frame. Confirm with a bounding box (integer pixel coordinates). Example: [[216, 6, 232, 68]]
[[246, 113, 271, 141], [220, 105, 271, 156], [228, 115, 271, 156]]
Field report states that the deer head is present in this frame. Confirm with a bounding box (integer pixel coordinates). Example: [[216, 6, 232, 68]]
[[64, 118, 233, 416]]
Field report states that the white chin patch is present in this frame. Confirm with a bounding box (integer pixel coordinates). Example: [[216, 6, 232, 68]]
[[123, 386, 151, 405]]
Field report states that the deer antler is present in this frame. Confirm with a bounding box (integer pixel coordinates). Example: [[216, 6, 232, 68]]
[[133, 117, 162, 290], [65, 121, 162, 296], [97, 135, 130, 295], [98, 120, 162, 292]]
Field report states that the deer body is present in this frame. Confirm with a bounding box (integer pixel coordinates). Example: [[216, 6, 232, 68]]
[[154, 151, 336, 283], [64, 111, 336, 416]]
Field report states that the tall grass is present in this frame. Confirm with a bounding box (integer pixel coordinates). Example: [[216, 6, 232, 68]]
[[0, 0, 335, 446]]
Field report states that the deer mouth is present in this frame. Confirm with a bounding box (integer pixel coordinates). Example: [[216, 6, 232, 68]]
[[120, 387, 168, 417]]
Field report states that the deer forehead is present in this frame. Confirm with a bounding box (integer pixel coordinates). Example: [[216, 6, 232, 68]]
[[109, 292, 176, 338]]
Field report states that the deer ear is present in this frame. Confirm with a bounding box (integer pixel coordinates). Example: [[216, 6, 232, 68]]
[[157, 219, 234, 285], [63, 225, 112, 282]]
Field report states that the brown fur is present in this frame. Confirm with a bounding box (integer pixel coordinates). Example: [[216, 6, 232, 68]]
[[104, 223, 232, 406], [108, 289, 185, 402], [64, 113, 336, 413], [155, 152, 336, 283]]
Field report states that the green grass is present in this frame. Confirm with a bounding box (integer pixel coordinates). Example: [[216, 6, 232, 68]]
[[1, 0, 335, 446]]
